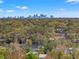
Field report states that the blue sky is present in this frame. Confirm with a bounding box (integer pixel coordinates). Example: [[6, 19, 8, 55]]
[[0, 0, 79, 17]]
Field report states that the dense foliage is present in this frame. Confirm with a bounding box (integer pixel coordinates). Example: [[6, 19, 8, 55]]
[[0, 18, 79, 59]]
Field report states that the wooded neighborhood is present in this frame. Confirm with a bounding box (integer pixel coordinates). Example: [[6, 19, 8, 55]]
[[0, 18, 79, 59]]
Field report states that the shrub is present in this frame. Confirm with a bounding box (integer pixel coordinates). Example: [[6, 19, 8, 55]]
[[0, 46, 7, 59]]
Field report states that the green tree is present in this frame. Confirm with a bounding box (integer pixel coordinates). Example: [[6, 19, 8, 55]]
[[25, 52, 38, 59]]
